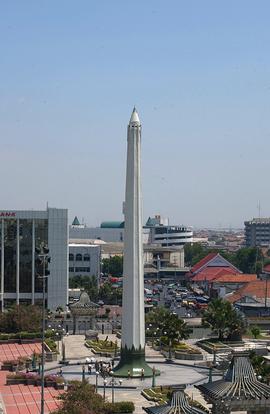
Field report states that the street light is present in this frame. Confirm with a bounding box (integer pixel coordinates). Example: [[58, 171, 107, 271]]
[[95, 371, 99, 392], [103, 379, 107, 400], [111, 377, 115, 403], [153, 331, 157, 348], [35, 244, 50, 414]]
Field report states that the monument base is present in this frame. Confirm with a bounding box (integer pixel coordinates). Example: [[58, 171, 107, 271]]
[[112, 346, 158, 378]]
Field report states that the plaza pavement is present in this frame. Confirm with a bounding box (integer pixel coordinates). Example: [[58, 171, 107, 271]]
[[51, 333, 212, 413]]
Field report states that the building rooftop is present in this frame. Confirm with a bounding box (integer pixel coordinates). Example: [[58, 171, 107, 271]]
[[143, 386, 207, 414], [245, 217, 270, 224], [189, 253, 240, 277], [226, 280, 269, 303], [100, 221, 124, 228], [197, 352, 270, 402]]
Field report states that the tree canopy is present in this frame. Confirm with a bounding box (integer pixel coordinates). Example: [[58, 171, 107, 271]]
[[0, 305, 42, 333], [184, 244, 265, 274], [69, 275, 98, 301], [102, 256, 123, 277], [202, 298, 246, 340], [145, 306, 190, 342]]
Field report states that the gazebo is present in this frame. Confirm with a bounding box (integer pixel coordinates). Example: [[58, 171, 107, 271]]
[[69, 290, 99, 334], [143, 386, 208, 414], [196, 351, 270, 413]]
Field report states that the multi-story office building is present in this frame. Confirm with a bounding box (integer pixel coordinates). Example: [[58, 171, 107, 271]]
[[0, 208, 68, 310], [245, 218, 270, 247], [145, 215, 193, 247]]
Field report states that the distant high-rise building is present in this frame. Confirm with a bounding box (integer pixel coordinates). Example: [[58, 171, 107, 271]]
[[245, 218, 270, 247]]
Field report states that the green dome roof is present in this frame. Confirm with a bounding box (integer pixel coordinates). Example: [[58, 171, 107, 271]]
[[100, 221, 124, 228]]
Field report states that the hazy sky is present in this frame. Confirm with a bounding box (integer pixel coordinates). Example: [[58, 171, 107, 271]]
[[1, 1, 270, 228]]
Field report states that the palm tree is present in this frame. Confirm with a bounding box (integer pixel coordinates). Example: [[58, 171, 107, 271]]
[[202, 298, 230, 340], [203, 298, 246, 341]]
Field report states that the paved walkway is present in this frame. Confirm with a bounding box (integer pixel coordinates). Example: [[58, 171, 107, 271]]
[[64, 335, 92, 360], [0, 371, 63, 414]]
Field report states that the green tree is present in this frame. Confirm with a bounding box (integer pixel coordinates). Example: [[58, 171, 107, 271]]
[[250, 326, 261, 339], [98, 282, 122, 305], [202, 298, 246, 341], [232, 247, 263, 274], [163, 313, 190, 343], [102, 256, 123, 276], [52, 380, 104, 414], [145, 306, 190, 354], [69, 275, 98, 301], [0, 305, 42, 333], [184, 243, 207, 266]]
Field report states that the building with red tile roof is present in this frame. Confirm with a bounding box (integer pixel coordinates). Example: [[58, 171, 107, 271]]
[[188, 253, 240, 279], [226, 280, 267, 304]]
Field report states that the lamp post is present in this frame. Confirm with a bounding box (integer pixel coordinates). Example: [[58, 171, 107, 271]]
[[152, 366, 156, 388], [111, 377, 115, 403], [95, 371, 99, 392], [82, 365, 86, 381], [55, 332, 59, 352], [153, 331, 156, 348], [103, 379, 107, 400], [35, 244, 50, 414]]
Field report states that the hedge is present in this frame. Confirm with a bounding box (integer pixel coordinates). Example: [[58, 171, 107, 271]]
[[104, 401, 135, 413]]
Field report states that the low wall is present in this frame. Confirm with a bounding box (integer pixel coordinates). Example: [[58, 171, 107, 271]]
[[174, 351, 203, 361]]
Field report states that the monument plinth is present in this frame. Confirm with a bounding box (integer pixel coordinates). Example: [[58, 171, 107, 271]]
[[112, 108, 153, 378]]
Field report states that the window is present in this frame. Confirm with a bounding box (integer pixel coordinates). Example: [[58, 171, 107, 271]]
[[76, 254, 82, 261], [69, 267, 74, 272], [84, 254, 90, 262], [69, 253, 74, 261], [75, 267, 90, 273]]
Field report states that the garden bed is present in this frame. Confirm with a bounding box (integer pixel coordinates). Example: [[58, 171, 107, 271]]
[[85, 339, 119, 356], [6, 372, 65, 389]]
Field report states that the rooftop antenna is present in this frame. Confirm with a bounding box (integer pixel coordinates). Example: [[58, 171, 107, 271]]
[[257, 200, 261, 218]]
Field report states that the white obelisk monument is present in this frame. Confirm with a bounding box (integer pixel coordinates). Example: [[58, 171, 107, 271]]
[[113, 108, 152, 377]]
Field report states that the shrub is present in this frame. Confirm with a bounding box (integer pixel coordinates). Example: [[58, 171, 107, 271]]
[[104, 402, 135, 413], [6, 372, 26, 380], [45, 338, 58, 352], [45, 374, 58, 382]]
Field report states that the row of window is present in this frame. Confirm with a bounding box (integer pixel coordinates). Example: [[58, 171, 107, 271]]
[[69, 267, 90, 273], [69, 254, 90, 262]]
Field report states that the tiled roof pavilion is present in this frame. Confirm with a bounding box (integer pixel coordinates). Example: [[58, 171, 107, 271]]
[[143, 386, 207, 414], [197, 352, 270, 413]]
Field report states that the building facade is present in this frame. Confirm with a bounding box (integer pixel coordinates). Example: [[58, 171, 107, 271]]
[[145, 215, 193, 246], [0, 208, 68, 310], [69, 243, 101, 278], [245, 218, 270, 247]]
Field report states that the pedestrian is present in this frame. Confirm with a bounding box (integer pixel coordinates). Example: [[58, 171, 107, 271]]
[[88, 364, 92, 375], [127, 369, 131, 379], [141, 368, 145, 381], [59, 367, 63, 376], [112, 360, 115, 368]]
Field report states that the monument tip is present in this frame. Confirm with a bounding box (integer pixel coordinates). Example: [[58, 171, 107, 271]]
[[129, 107, 140, 125]]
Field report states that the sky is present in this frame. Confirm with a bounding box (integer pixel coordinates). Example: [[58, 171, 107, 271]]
[[0, 1, 270, 228]]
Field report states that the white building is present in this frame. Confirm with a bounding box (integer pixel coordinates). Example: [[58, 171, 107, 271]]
[[0, 208, 68, 310], [145, 215, 193, 246], [69, 242, 101, 278], [70, 215, 192, 247]]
